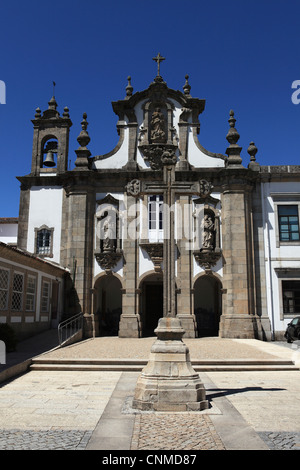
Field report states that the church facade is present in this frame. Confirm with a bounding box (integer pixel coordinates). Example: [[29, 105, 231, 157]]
[[15, 57, 300, 341]]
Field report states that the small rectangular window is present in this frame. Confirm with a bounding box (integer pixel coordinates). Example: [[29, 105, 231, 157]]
[[278, 205, 300, 242], [37, 229, 51, 255], [41, 281, 50, 313], [11, 273, 23, 311], [148, 195, 163, 242], [25, 276, 36, 312], [0, 268, 9, 310], [282, 280, 300, 314]]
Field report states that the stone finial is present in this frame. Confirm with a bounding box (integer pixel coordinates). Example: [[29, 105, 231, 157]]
[[226, 110, 240, 145], [247, 141, 260, 171], [183, 75, 191, 95], [225, 110, 243, 166], [63, 106, 70, 118], [77, 112, 90, 148], [126, 76, 133, 98], [247, 141, 257, 161], [48, 95, 58, 110], [35, 107, 41, 119], [74, 112, 91, 170]]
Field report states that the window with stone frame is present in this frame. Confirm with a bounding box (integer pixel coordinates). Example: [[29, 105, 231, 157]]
[[11, 272, 24, 311], [282, 280, 300, 315], [41, 281, 50, 313], [278, 205, 300, 242], [25, 275, 36, 312], [0, 268, 9, 310], [148, 195, 163, 242], [35, 226, 54, 257]]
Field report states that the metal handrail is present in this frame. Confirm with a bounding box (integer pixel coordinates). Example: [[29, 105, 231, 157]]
[[58, 312, 83, 346]]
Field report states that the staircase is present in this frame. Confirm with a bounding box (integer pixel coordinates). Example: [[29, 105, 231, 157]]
[[29, 357, 299, 372]]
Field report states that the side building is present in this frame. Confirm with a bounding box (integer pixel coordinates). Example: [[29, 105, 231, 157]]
[[0, 242, 69, 340]]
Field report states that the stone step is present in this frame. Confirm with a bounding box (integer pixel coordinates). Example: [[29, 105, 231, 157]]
[[30, 357, 299, 372]]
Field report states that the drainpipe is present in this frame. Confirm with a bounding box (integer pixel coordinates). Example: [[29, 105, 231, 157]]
[[261, 182, 275, 340]]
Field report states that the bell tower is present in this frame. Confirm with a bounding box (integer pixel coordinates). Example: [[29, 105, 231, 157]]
[[30, 92, 72, 176]]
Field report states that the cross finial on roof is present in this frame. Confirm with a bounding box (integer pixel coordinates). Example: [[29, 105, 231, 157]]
[[152, 52, 165, 77]]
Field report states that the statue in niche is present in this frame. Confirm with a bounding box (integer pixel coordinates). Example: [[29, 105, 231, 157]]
[[102, 212, 116, 252], [150, 108, 166, 143], [202, 214, 215, 251]]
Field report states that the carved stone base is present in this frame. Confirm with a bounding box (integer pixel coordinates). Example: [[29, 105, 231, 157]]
[[83, 313, 96, 338], [132, 317, 208, 411], [118, 314, 142, 338], [177, 314, 198, 338], [219, 314, 260, 339]]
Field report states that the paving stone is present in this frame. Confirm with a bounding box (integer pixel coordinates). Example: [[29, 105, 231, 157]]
[[130, 413, 225, 450]]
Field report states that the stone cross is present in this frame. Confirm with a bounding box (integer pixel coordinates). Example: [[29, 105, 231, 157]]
[[133, 155, 209, 410], [152, 52, 165, 77]]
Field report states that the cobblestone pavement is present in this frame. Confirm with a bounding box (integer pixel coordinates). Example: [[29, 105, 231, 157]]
[[130, 414, 225, 450], [0, 429, 93, 450], [258, 432, 300, 451]]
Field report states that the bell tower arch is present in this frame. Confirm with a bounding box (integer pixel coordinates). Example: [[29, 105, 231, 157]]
[[31, 95, 72, 175]]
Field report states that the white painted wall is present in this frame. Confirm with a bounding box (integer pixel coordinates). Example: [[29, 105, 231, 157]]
[[187, 127, 225, 168], [92, 124, 129, 169], [0, 223, 18, 244], [27, 186, 63, 264], [261, 181, 300, 335]]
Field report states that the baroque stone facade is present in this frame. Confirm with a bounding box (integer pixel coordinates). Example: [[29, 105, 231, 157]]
[[15, 57, 300, 341]]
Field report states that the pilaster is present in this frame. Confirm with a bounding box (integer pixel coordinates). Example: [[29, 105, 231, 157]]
[[176, 195, 197, 337], [17, 184, 30, 251], [118, 193, 141, 337], [62, 185, 95, 336], [219, 183, 259, 338]]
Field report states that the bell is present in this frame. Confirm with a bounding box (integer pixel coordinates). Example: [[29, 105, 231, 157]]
[[43, 151, 56, 167]]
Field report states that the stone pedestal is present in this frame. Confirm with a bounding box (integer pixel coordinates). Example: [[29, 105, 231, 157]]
[[219, 314, 259, 339], [132, 317, 208, 411], [118, 313, 141, 338]]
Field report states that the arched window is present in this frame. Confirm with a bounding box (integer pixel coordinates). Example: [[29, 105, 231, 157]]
[[42, 138, 58, 168]]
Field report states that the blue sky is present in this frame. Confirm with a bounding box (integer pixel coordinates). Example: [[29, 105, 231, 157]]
[[1, 0, 300, 216]]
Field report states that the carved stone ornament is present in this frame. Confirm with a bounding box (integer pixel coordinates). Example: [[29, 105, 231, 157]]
[[199, 179, 213, 197], [161, 149, 177, 166], [193, 249, 222, 270], [140, 144, 177, 170], [94, 251, 123, 271], [140, 243, 163, 271], [150, 108, 167, 143], [126, 179, 141, 197]]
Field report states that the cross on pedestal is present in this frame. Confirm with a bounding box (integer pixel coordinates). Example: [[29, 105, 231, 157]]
[[133, 154, 208, 412]]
